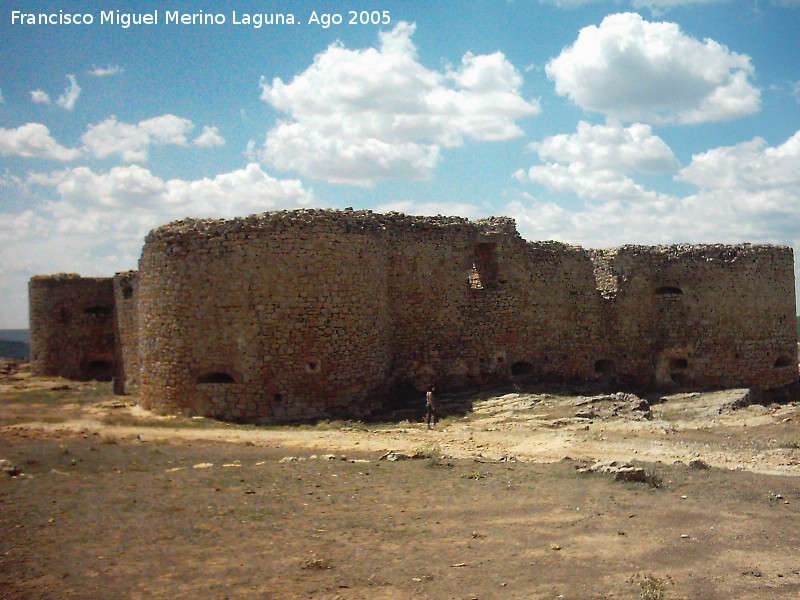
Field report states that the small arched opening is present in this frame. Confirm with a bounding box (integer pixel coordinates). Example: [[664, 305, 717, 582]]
[[87, 360, 114, 381], [668, 357, 689, 385], [774, 356, 794, 368], [655, 286, 684, 296], [385, 380, 420, 411], [197, 372, 236, 384], [594, 359, 616, 374], [511, 361, 534, 376], [669, 358, 689, 370]]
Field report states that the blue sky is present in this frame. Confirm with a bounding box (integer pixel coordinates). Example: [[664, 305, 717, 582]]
[[1, 0, 799, 327]]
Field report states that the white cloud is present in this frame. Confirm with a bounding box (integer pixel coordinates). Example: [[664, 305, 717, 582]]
[[30, 90, 51, 105], [546, 12, 760, 124], [0, 163, 314, 326], [516, 120, 678, 201], [508, 129, 800, 305], [81, 114, 197, 162], [193, 125, 225, 148], [533, 121, 679, 173], [260, 21, 539, 185], [138, 114, 193, 146], [677, 131, 800, 193], [88, 64, 124, 77], [82, 117, 150, 162], [0, 123, 81, 161], [56, 75, 81, 111], [39, 162, 314, 221]]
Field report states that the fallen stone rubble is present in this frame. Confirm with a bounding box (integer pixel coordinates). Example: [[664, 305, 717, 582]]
[[577, 460, 650, 483]]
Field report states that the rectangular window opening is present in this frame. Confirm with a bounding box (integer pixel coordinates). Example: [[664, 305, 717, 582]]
[[470, 242, 499, 290]]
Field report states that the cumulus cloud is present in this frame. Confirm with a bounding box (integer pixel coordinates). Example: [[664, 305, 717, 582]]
[[88, 64, 124, 77], [56, 75, 81, 111], [82, 117, 150, 162], [82, 114, 200, 162], [30, 90, 51, 105], [677, 131, 800, 193], [546, 13, 760, 124], [507, 129, 800, 300], [0, 123, 81, 161], [515, 120, 679, 201], [139, 114, 194, 145], [193, 125, 225, 148], [260, 21, 539, 185], [39, 162, 313, 221], [0, 163, 314, 326]]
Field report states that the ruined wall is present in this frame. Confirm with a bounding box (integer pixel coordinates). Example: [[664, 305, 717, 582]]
[[592, 245, 798, 388], [32, 210, 796, 421], [381, 215, 520, 395], [382, 223, 607, 394], [113, 271, 139, 394], [137, 211, 393, 421], [134, 209, 796, 422], [29, 274, 116, 381]]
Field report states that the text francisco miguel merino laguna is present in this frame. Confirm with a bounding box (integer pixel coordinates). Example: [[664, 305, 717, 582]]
[[10, 9, 391, 28]]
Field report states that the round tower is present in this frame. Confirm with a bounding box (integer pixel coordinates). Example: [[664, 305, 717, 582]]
[[137, 210, 392, 421]]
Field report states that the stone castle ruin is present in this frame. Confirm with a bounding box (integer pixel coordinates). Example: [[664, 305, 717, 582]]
[[29, 209, 798, 422]]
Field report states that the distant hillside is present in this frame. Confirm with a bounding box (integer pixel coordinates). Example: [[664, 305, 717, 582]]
[[0, 341, 29, 360], [0, 329, 30, 343], [0, 330, 30, 360]]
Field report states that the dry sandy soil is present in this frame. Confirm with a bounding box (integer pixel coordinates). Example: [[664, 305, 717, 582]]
[[2, 365, 800, 599]]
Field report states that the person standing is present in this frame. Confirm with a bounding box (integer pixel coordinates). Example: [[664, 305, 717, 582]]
[[425, 386, 436, 429]]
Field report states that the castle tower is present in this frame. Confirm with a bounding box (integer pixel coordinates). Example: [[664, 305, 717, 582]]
[[28, 274, 116, 381], [136, 211, 393, 421]]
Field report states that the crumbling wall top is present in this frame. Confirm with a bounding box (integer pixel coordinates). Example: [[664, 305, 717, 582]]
[[144, 209, 519, 243], [595, 243, 793, 263], [30, 273, 111, 283]]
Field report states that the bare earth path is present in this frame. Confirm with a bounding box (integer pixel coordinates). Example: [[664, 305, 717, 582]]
[[2, 370, 800, 599]]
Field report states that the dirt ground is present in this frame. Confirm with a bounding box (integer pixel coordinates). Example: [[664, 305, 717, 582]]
[[2, 366, 800, 599]]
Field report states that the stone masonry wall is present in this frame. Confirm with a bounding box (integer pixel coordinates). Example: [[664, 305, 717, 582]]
[[29, 274, 116, 381], [133, 209, 797, 422], [137, 211, 393, 421], [113, 271, 139, 394], [31, 210, 797, 421], [592, 244, 798, 388]]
